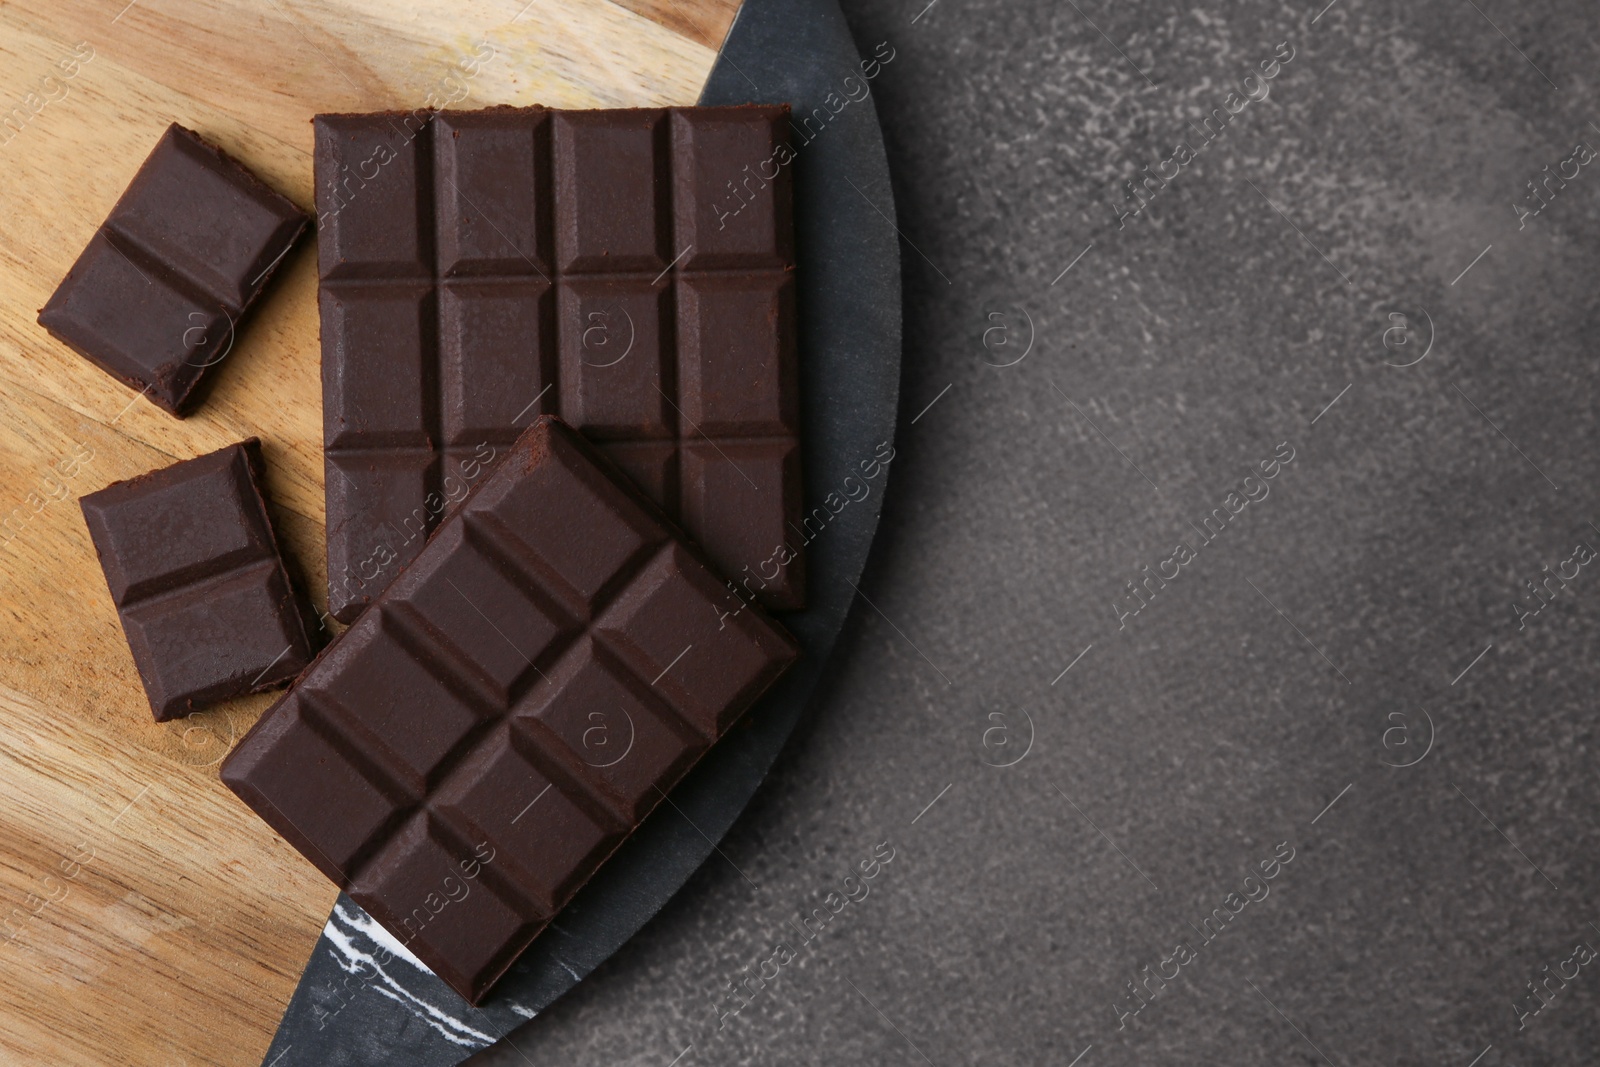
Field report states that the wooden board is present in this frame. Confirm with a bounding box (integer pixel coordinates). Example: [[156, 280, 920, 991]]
[[0, 2, 737, 1063]]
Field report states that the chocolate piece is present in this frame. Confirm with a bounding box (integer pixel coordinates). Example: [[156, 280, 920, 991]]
[[315, 105, 802, 623], [221, 417, 799, 1004], [80, 440, 319, 721], [39, 123, 309, 416]]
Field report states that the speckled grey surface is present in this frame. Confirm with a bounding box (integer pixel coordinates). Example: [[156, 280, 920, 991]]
[[465, 0, 1600, 1064]]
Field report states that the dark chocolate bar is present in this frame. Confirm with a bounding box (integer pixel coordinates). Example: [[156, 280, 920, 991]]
[[80, 440, 319, 721], [39, 123, 308, 416], [221, 417, 799, 1004], [315, 105, 802, 623]]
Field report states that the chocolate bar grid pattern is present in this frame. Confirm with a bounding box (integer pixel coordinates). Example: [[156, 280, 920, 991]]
[[80, 441, 315, 720], [39, 125, 307, 414], [317, 106, 800, 623], [224, 423, 796, 1002]]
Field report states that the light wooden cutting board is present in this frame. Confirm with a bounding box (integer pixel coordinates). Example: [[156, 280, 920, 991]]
[[0, 2, 736, 1062]]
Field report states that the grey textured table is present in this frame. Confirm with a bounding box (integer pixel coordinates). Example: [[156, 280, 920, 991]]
[[474, 0, 1600, 1064]]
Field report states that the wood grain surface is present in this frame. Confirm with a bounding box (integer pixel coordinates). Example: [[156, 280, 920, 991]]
[[0, 1, 738, 1062]]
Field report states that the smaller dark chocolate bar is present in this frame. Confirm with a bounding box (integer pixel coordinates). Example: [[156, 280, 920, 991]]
[[81, 439, 318, 721], [222, 417, 799, 1004], [39, 123, 308, 416]]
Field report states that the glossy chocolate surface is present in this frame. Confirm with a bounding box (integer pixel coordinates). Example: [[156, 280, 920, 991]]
[[80, 439, 318, 720], [39, 124, 308, 415], [221, 417, 799, 1004], [315, 105, 802, 622]]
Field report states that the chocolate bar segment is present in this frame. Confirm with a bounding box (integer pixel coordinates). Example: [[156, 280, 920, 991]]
[[315, 105, 802, 623], [221, 417, 799, 1004], [39, 124, 308, 415], [80, 440, 318, 721]]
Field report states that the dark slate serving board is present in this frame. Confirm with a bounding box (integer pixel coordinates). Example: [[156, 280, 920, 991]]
[[255, 0, 902, 1062]]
